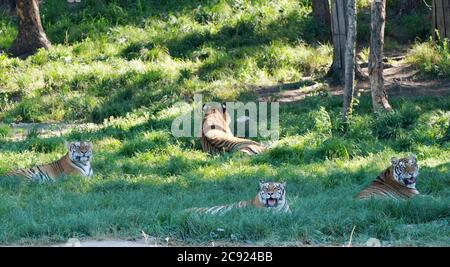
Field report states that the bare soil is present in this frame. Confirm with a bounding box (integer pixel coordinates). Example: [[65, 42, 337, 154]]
[[257, 60, 450, 103]]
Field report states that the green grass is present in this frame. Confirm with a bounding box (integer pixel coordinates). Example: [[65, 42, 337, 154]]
[[0, 0, 448, 246], [0, 94, 449, 246]]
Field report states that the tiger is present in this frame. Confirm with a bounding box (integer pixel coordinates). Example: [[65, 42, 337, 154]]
[[356, 154, 420, 200], [2, 141, 93, 183], [200, 103, 265, 155], [185, 181, 291, 215]]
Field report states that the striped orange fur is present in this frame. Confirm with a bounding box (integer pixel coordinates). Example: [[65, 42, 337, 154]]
[[357, 155, 420, 200], [200, 103, 265, 155], [2, 141, 93, 182]]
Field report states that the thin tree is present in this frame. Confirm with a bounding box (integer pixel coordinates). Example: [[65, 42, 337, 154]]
[[7, 0, 51, 58], [342, 0, 357, 121], [369, 0, 391, 112]]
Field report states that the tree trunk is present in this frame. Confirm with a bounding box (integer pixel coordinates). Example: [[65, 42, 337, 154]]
[[328, 0, 367, 85], [369, 0, 391, 112], [7, 0, 51, 58], [329, 0, 347, 83], [312, 0, 331, 28], [343, 0, 356, 121], [432, 0, 450, 41]]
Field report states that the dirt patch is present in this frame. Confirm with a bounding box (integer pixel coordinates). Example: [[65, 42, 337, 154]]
[[256, 59, 450, 103], [6, 122, 99, 141], [54, 238, 152, 247]]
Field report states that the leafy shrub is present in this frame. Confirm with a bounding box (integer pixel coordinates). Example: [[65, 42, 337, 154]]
[[407, 40, 450, 77], [313, 137, 356, 161]]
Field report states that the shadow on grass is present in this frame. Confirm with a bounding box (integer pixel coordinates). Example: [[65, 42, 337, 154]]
[[40, 0, 221, 44], [119, 8, 328, 60]]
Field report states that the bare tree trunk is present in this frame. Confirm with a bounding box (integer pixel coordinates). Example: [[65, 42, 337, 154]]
[[312, 0, 331, 28], [7, 0, 51, 58], [328, 0, 367, 84], [343, 0, 356, 121], [329, 0, 347, 83], [432, 0, 450, 41], [369, 0, 391, 112]]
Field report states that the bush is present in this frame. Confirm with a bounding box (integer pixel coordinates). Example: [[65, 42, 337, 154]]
[[407, 40, 450, 77], [372, 104, 420, 140], [372, 111, 404, 139], [313, 137, 355, 161]]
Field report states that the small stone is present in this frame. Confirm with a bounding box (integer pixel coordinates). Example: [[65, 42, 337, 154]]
[[66, 238, 81, 247], [366, 238, 381, 247]]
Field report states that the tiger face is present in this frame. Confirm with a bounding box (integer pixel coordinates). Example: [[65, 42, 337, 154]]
[[202, 103, 232, 133], [67, 141, 93, 164], [258, 181, 286, 208], [203, 103, 230, 123], [391, 154, 419, 189]]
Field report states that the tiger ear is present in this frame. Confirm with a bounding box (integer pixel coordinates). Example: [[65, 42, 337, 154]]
[[282, 181, 286, 188], [391, 157, 399, 165], [64, 140, 71, 149], [221, 102, 226, 112], [259, 180, 265, 188], [410, 154, 417, 162]]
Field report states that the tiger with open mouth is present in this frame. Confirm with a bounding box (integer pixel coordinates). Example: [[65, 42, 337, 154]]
[[356, 154, 420, 200], [185, 181, 291, 215]]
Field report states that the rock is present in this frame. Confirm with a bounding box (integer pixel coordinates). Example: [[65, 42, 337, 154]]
[[66, 238, 81, 247], [366, 237, 381, 247]]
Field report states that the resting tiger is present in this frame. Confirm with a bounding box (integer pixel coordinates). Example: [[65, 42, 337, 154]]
[[186, 181, 291, 215], [356, 154, 419, 200], [200, 103, 265, 155], [2, 141, 93, 182]]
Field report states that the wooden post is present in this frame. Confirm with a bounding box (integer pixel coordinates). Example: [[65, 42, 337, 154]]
[[330, 0, 348, 83], [369, 0, 391, 112], [7, 0, 51, 58], [343, 0, 357, 121], [432, 0, 450, 41]]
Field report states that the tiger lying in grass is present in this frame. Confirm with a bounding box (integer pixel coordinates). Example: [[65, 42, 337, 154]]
[[356, 154, 420, 200], [2, 141, 93, 182], [185, 181, 291, 215], [200, 103, 265, 155]]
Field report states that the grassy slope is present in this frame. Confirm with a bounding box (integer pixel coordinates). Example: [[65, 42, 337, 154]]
[[0, 0, 449, 246]]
